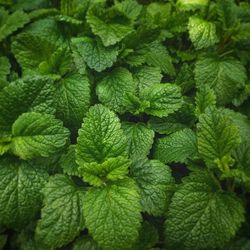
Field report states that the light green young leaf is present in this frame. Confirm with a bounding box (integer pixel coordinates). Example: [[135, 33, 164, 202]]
[[36, 175, 85, 249], [130, 159, 175, 216], [154, 128, 197, 164], [0, 8, 30, 42], [76, 104, 127, 164], [0, 157, 48, 228], [195, 85, 216, 116], [133, 66, 162, 96], [188, 16, 218, 49], [55, 71, 90, 129], [165, 170, 245, 249], [83, 178, 142, 250], [87, 9, 134, 46], [11, 112, 69, 160], [122, 122, 154, 160], [71, 37, 118, 72], [141, 83, 183, 117], [79, 156, 131, 187], [60, 145, 81, 177], [96, 67, 136, 113], [0, 76, 55, 133], [195, 56, 247, 105], [177, 0, 208, 10], [197, 108, 241, 167]]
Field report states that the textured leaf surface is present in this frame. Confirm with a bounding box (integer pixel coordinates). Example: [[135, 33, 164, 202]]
[[96, 68, 136, 113], [122, 122, 154, 160], [0, 8, 30, 42], [87, 9, 133, 46], [55, 72, 90, 129], [79, 156, 130, 187], [0, 76, 55, 132], [12, 32, 58, 75], [154, 128, 197, 163], [130, 159, 175, 216], [0, 158, 48, 228], [197, 109, 241, 165], [83, 178, 142, 250], [11, 112, 69, 159], [0, 57, 10, 80], [36, 175, 85, 249], [195, 57, 247, 105], [73, 236, 100, 250], [76, 104, 127, 164], [72, 37, 118, 72], [188, 17, 218, 49], [133, 66, 162, 96], [165, 170, 245, 249], [141, 83, 183, 117]]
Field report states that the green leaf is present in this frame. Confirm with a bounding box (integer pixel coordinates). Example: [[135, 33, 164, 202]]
[[177, 0, 208, 11], [11, 32, 58, 75], [87, 8, 134, 46], [60, 145, 81, 177], [79, 156, 131, 187], [0, 57, 10, 80], [83, 178, 142, 250], [165, 170, 245, 249], [11, 112, 69, 160], [71, 37, 118, 72], [141, 83, 183, 117], [0, 157, 48, 228], [0, 8, 30, 42], [76, 104, 127, 164], [130, 159, 175, 216], [197, 108, 241, 167], [154, 128, 197, 164], [0, 76, 55, 133], [36, 175, 85, 249], [195, 85, 216, 116], [132, 221, 159, 250], [0, 235, 7, 250], [114, 0, 142, 21], [132, 66, 162, 96], [122, 122, 154, 160], [195, 56, 247, 105], [96, 67, 136, 113], [55, 71, 90, 129], [73, 236, 100, 250], [188, 16, 218, 50]]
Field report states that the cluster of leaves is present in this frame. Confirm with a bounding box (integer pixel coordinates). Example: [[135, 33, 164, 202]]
[[0, 0, 250, 249]]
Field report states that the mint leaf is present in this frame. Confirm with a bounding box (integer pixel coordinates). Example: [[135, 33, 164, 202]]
[[12, 32, 58, 75], [154, 128, 197, 164], [79, 156, 130, 187], [122, 122, 154, 160], [0, 76, 55, 133], [130, 159, 175, 216], [188, 16, 218, 49], [0, 8, 30, 42], [0, 57, 10, 80], [133, 66, 162, 96], [83, 178, 142, 250], [87, 8, 134, 46], [197, 108, 241, 167], [195, 56, 247, 105], [73, 236, 99, 250], [0, 157, 48, 228], [36, 175, 85, 249], [11, 112, 69, 159], [165, 170, 245, 249], [141, 83, 183, 117], [72, 37, 118, 72], [96, 67, 136, 113], [76, 104, 127, 164], [55, 71, 90, 129]]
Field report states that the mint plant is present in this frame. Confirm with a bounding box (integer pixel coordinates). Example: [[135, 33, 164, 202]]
[[0, 0, 250, 249]]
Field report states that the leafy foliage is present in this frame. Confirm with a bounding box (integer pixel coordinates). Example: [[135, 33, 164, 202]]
[[0, 0, 249, 249]]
